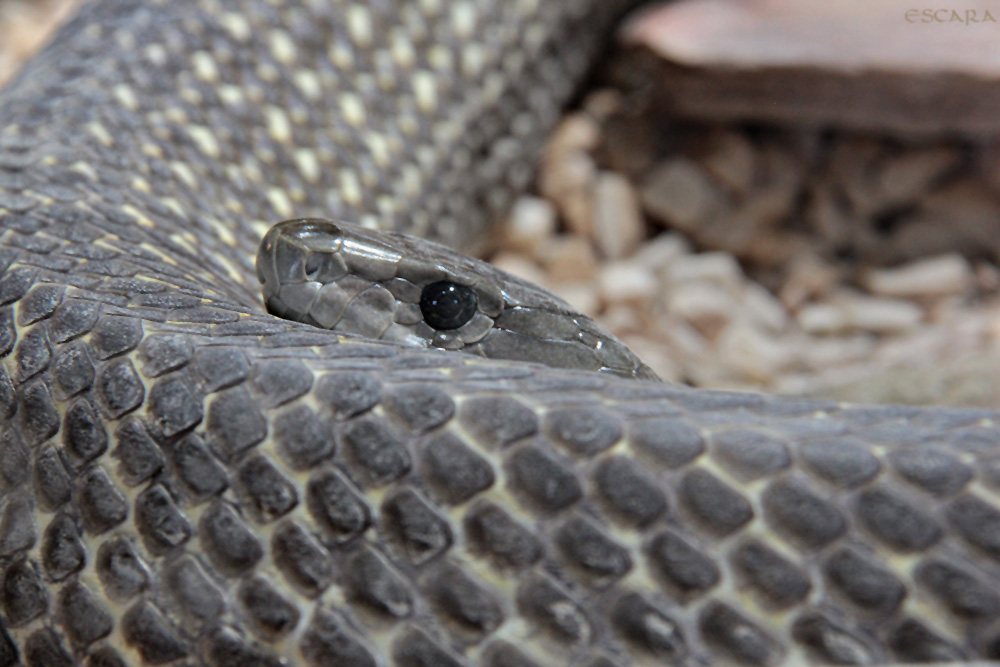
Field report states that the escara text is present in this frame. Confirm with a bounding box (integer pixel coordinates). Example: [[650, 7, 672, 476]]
[[905, 8, 998, 23]]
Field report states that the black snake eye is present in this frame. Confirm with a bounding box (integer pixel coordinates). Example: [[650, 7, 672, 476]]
[[420, 281, 478, 330]]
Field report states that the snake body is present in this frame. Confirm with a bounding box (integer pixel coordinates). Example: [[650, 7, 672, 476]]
[[1, 1, 999, 666]]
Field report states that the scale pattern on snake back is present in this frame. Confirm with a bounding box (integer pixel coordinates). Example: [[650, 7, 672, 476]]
[[0, 0, 999, 665]]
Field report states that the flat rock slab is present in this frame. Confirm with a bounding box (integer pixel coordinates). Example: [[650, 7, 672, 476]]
[[622, 0, 1000, 136]]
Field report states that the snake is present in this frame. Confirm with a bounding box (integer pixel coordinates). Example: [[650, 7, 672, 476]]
[[0, 0, 999, 665]]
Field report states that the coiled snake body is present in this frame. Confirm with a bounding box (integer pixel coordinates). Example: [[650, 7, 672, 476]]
[[0, 1, 998, 665]]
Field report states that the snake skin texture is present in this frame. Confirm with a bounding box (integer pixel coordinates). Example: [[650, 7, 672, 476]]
[[1, 0, 1000, 665]]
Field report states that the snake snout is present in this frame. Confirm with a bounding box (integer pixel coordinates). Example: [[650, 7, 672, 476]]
[[275, 218, 346, 249], [258, 219, 346, 275], [257, 218, 352, 317]]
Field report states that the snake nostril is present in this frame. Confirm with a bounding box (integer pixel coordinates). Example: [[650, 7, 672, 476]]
[[305, 253, 323, 281], [420, 281, 478, 330]]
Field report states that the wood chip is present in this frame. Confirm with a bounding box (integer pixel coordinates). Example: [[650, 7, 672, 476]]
[[716, 321, 794, 381], [546, 114, 601, 156], [503, 197, 557, 253], [491, 253, 547, 287], [795, 335, 879, 370], [665, 282, 735, 339], [666, 252, 744, 294], [549, 282, 599, 318], [623, 335, 682, 382], [602, 305, 644, 336], [865, 254, 973, 298], [597, 262, 659, 306], [876, 147, 960, 207], [798, 293, 924, 334], [780, 253, 839, 308], [640, 158, 723, 232], [742, 283, 789, 332], [593, 171, 644, 260], [657, 315, 711, 359], [701, 129, 757, 195], [536, 235, 599, 283], [634, 233, 691, 273], [540, 150, 596, 237]]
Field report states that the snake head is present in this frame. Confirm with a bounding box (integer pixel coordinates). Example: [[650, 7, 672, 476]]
[[258, 218, 657, 380]]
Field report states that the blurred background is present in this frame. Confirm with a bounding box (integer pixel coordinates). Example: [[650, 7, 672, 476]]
[[6, 0, 1000, 406]]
